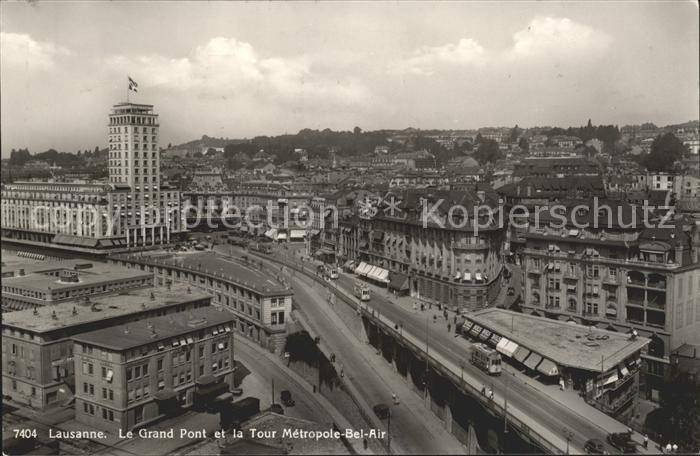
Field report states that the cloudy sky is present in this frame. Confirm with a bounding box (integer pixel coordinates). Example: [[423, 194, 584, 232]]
[[1, 1, 698, 156]]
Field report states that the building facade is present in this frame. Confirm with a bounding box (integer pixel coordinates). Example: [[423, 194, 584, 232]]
[[1, 284, 211, 410], [72, 307, 235, 432]]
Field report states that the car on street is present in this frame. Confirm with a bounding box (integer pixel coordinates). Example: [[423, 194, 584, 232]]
[[231, 387, 243, 397], [373, 403, 389, 420], [281, 390, 295, 406], [607, 432, 637, 453], [583, 438, 606, 454], [269, 403, 284, 415]]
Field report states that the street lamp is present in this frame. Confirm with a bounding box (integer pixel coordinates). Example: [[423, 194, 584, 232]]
[[562, 428, 573, 455]]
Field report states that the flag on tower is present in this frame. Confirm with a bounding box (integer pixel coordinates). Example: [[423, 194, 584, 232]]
[[128, 76, 138, 92]]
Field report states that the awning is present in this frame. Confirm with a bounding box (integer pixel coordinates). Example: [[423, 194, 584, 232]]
[[454, 271, 461, 279], [497, 339, 519, 357], [567, 285, 577, 291], [343, 259, 356, 270], [475, 273, 483, 281], [537, 358, 559, 376], [603, 372, 619, 386], [277, 232, 287, 240], [478, 329, 492, 342], [52, 233, 99, 248], [464, 272, 472, 281], [375, 268, 390, 283], [389, 272, 409, 291], [568, 229, 580, 237], [462, 321, 475, 333], [264, 229, 276, 239], [523, 352, 543, 370], [513, 346, 531, 363], [154, 388, 177, 401], [366, 266, 380, 280], [619, 364, 630, 378], [490, 334, 502, 345], [290, 229, 305, 239], [468, 324, 483, 337], [196, 375, 217, 386], [355, 262, 369, 276]]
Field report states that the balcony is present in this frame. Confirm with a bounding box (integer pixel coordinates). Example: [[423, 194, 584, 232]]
[[453, 241, 489, 251]]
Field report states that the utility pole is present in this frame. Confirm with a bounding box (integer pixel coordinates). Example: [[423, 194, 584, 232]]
[[387, 409, 391, 453], [271, 378, 275, 406], [424, 311, 430, 402], [504, 370, 509, 433]]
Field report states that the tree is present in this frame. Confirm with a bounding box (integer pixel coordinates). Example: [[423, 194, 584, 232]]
[[508, 125, 522, 143], [643, 133, 686, 172], [474, 139, 503, 164], [353, 126, 362, 135], [474, 132, 483, 145], [645, 371, 700, 452], [9, 148, 31, 166], [518, 137, 529, 153]]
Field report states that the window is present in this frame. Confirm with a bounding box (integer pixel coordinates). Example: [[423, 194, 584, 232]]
[[126, 368, 133, 381], [157, 358, 163, 372], [109, 389, 114, 400]]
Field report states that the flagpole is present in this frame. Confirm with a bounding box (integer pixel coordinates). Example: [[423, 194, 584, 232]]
[[127, 76, 130, 103]]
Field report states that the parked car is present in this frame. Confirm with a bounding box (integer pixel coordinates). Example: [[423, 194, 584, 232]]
[[507, 287, 515, 296], [373, 403, 389, 420], [583, 438, 606, 454], [280, 390, 295, 406], [231, 387, 243, 397], [607, 432, 637, 453]]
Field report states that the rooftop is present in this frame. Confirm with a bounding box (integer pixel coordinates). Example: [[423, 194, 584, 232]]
[[71, 306, 233, 351], [2, 259, 151, 293], [2, 284, 210, 334], [117, 251, 291, 296], [466, 308, 649, 372]]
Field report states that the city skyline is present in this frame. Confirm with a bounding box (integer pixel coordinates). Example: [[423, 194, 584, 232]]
[[1, 1, 699, 157]]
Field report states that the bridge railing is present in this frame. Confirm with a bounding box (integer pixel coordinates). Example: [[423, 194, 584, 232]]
[[247, 249, 566, 454]]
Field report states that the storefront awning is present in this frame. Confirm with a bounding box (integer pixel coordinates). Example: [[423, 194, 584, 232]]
[[537, 358, 559, 376], [277, 232, 287, 240], [264, 229, 276, 238], [478, 329, 492, 342], [618, 364, 630, 378], [497, 338, 519, 357], [464, 272, 472, 281], [468, 324, 483, 337], [354, 262, 369, 276], [513, 346, 531, 363], [343, 259, 356, 269], [462, 321, 475, 333], [375, 268, 390, 283], [523, 352, 543, 370], [475, 273, 483, 281], [290, 229, 305, 239]]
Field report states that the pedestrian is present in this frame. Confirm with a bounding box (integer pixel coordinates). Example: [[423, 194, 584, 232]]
[[672, 444, 678, 453], [433, 315, 437, 323], [665, 443, 672, 454], [489, 389, 494, 400], [447, 323, 451, 333], [643, 434, 648, 449], [481, 385, 486, 396]]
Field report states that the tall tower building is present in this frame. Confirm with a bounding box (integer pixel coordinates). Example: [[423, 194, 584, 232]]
[[108, 103, 160, 189]]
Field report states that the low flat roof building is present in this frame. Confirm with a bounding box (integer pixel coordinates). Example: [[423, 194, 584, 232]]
[[1, 256, 153, 312], [1, 283, 211, 410], [464, 308, 649, 422]]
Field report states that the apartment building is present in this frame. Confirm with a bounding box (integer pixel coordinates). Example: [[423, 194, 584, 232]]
[[1, 284, 211, 409], [109, 251, 293, 352], [72, 307, 235, 433], [521, 204, 700, 401]]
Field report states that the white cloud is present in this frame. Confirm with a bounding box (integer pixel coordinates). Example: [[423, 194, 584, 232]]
[[391, 38, 486, 75], [104, 37, 371, 105], [509, 16, 611, 59], [392, 17, 611, 76], [0, 32, 71, 70]]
